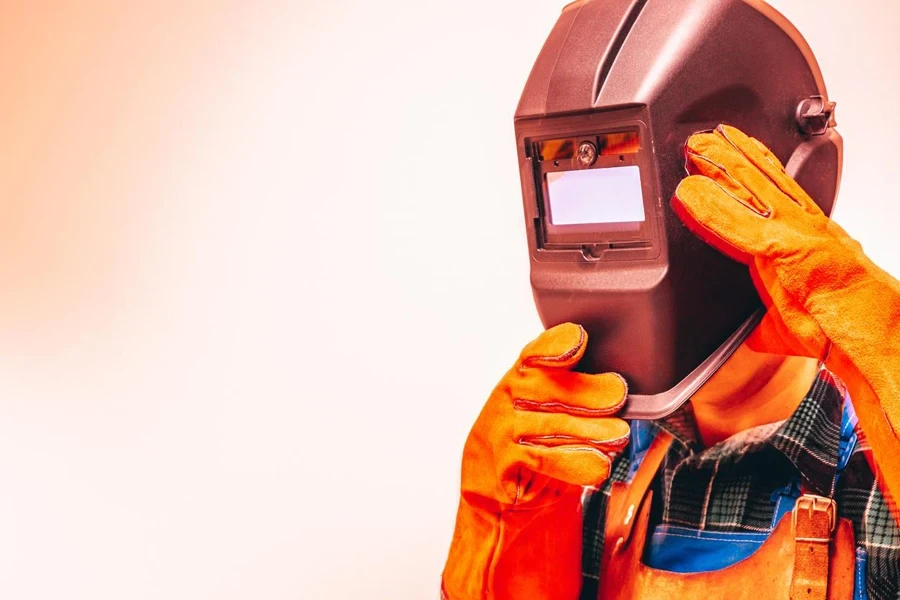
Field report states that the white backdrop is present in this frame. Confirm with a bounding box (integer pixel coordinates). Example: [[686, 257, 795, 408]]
[[0, 1, 897, 598]]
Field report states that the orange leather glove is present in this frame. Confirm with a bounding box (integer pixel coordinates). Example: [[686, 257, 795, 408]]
[[442, 323, 630, 600], [673, 124, 900, 518]]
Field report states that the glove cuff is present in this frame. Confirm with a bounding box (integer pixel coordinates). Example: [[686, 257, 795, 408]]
[[442, 489, 584, 600]]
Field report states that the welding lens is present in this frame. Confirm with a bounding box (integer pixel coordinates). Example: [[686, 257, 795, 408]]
[[545, 166, 644, 225]]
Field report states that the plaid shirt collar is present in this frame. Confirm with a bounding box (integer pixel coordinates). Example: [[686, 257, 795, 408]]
[[655, 367, 844, 496]]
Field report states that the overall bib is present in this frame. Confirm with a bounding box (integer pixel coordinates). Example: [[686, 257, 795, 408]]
[[598, 430, 856, 599]]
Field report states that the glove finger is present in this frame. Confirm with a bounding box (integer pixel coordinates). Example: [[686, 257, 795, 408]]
[[672, 175, 772, 262], [512, 370, 628, 416], [685, 129, 792, 214], [515, 412, 631, 453], [684, 132, 772, 217], [519, 323, 587, 369], [518, 440, 618, 487], [750, 136, 786, 171], [717, 125, 824, 217]]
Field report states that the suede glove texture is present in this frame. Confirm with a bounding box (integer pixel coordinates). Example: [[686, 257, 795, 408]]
[[673, 124, 900, 518], [442, 323, 630, 600]]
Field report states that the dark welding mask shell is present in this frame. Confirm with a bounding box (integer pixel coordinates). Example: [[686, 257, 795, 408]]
[[515, 0, 842, 418]]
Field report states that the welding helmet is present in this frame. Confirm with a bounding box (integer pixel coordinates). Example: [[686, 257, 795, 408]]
[[515, 0, 842, 418]]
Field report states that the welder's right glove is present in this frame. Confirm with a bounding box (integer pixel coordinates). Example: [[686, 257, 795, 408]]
[[672, 124, 900, 520], [441, 323, 630, 600]]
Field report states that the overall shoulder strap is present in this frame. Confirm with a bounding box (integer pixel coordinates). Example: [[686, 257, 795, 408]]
[[606, 430, 674, 549], [790, 375, 858, 600]]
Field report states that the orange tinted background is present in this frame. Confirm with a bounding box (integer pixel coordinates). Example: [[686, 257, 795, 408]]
[[0, 1, 897, 599]]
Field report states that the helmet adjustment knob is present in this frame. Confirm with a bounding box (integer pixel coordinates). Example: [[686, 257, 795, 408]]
[[796, 95, 837, 136]]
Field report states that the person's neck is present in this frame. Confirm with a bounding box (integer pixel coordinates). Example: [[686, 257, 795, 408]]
[[689, 342, 820, 448]]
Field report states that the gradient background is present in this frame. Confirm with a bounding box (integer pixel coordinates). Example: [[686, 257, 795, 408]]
[[0, 1, 897, 598]]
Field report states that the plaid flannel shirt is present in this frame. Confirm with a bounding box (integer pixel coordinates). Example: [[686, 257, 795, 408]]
[[581, 369, 900, 600]]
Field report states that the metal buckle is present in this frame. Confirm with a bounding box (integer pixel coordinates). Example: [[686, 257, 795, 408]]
[[792, 494, 837, 543]]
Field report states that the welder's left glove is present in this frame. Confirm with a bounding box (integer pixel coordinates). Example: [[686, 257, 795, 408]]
[[672, 124, 900, 518]]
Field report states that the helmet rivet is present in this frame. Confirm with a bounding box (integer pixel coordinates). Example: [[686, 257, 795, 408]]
[[577, 141, 597, 166]]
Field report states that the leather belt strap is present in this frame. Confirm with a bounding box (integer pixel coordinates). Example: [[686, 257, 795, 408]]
[[790, 493, 838, 600]]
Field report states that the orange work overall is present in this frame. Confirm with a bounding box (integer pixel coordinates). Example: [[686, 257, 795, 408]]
[[598, 431, 856, 599]]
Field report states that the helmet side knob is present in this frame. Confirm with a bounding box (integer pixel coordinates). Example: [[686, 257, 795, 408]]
[[796, 95, 837, 136]]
